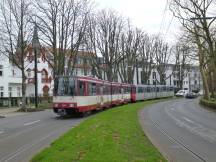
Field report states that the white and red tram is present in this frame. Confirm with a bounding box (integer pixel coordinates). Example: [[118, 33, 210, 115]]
[[53, 76, 174, 115]]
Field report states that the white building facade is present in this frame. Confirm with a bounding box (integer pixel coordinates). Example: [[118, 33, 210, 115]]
[[0, 55, 22, 106]]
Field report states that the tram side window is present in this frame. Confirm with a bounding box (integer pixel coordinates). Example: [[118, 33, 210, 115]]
[[89, 83, 97, 96], [103, 85, 107, 95], [104, 85, 111, 95], [112, 86, 116, 94], [143, 88, 147, 92], [124, 87, 127, 94], [97, 84, 101, 95], [126, 87, 130, 93], [121, 87, 124, 94], [119, 87, 122, 94], [115, 86, 119, 94], [79, 81, 85, 96], [138, 87, 143, 93], [108, 85, 111, 94]]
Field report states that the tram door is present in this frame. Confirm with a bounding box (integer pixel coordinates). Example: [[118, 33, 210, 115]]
[[99, 84, 104, 106], [97, 83, 103, 108], [131, 86, 136, 102]]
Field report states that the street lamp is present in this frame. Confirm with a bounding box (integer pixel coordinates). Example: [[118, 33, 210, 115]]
[[32, 23, 41, 108]]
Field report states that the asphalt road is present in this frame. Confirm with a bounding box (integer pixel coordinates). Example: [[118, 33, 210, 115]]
[[0, 110, 83, 162], [139, 98, 216, 162]]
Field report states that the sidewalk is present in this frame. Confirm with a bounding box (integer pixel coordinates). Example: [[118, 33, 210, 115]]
[[0, 107, 23, 118]]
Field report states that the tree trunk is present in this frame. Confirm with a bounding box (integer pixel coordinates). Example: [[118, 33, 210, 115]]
[[200, 66, 210, 100], [210, 71, 215, 98]]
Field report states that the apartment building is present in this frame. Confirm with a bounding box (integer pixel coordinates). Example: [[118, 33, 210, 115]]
[[0, 55, 22, 106]]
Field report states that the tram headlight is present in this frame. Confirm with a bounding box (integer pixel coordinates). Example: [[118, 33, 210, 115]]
[[54, 103, 59, 107]]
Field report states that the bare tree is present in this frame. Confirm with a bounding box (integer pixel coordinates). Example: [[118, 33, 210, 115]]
[[84, 13, 104, 79], [33, 0, 91, 78], [139, 34, 155, 84], [170, 0, 216, 99], [172, 41, 191, 89], [118, 23, 142, 84], [93, 9, 124, 81], [154, 36, 172, 85], [0, 0, 32, 109]]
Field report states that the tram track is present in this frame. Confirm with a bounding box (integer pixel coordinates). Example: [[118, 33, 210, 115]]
[[151, 118, 207, 162]]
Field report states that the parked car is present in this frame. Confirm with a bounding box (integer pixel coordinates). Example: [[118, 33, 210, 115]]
[[185, 92, 198, 99], [198, 90, 204, 96], [175, 90, 188, 97]]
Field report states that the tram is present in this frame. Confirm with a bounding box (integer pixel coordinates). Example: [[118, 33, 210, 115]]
[[53, 76, 174, 115]]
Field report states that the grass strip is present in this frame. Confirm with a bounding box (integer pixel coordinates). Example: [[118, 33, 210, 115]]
[[31, 100, 166, 162]]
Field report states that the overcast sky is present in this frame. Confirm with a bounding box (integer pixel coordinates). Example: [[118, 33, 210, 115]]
[[94, 0, 180, 43]]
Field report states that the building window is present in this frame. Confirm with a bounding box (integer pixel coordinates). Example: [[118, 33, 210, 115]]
[[17, 87, 21, 97], [194, 80, 197, 85], [77, 58, 83, 65], [0, 86, 4, 97], [41, 69, 48, 83], [8, 87, 12, 97], [152, 72, 156, 79], [0, 65, 3, 76], [81, 69, 84, 75], [28, 71, 31, 77], [12, 70, 15, 76]]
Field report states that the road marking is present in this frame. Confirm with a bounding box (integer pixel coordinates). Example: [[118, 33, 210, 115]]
[[24, 120, 41, 126], [0, 131, 4, 134], [183, 117, 195, 124]]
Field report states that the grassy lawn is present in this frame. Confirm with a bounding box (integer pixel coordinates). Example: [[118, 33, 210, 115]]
[[31, 100, 166, 162]]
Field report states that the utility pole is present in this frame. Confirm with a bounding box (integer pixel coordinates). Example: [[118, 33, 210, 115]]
[[32, 24, 41, 108], [136, 58, 139, 85]]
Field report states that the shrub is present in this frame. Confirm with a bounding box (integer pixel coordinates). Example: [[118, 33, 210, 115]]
[[200, 98, 216, 109]]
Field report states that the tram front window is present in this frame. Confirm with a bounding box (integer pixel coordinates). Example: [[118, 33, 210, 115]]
[[55, 77, 76, 96]]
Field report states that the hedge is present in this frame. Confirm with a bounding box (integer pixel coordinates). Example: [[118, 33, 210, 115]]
[[200, 98, 216, 109]]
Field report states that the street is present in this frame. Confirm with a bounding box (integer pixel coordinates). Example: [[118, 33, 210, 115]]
[[0, 110, 83, 162], [139, 98, 216, 162]]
